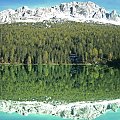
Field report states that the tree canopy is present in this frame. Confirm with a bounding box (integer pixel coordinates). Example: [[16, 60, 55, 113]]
[[0, 22, 120, 64]]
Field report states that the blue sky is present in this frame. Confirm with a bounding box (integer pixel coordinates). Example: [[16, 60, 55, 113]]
[[0, 0, 120, 13]]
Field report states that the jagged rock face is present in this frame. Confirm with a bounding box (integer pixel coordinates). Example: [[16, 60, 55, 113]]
[[0, 1, 120, 24]]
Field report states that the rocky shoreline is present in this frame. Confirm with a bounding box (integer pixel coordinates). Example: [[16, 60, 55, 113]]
[[0, 99, 120, 120]]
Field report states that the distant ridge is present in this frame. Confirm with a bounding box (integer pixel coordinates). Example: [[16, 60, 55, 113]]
[[0, 1, 120, 25]]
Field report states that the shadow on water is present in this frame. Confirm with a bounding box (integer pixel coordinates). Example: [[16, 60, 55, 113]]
[[107, 59, 120, 69]]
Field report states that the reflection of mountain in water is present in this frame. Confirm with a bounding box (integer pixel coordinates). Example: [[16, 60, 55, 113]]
[[0, 65, 120, 102]]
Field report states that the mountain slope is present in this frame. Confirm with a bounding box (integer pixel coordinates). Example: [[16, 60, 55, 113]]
[[0, 1, 120, 25]]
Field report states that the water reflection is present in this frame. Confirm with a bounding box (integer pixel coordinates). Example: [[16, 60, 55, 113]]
[[0, 65, 120, 102], [0, 112, 70, 120], [95, 108, 120, 120]]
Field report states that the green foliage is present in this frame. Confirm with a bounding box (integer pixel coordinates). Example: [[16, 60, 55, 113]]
[[0, 65, 120, 102], [0, 22, 120, 64]]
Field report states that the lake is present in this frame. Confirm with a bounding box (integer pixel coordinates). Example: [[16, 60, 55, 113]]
[[0, 112, 70, 120], [95, 108, 120, 120], [0, 109, 120, 120], [0, 64, 120, 120]]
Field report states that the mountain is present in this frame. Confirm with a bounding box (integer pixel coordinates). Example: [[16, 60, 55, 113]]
[[0, 1, 120, 25]]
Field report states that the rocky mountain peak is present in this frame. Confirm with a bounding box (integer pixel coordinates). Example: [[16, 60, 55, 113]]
[[0, 1, 120, 25], [15, 6, 30, 13]]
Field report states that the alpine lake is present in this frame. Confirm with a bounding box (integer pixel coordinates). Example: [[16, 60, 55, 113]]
[[0, 64, 120, 120]]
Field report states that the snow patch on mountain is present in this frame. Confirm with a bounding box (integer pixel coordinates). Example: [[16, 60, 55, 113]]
[[0, 1, 120, 25]]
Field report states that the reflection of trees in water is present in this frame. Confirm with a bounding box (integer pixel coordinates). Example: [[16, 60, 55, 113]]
[[0, 65, 120, 102]]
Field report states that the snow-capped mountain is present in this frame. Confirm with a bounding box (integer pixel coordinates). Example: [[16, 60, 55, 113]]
[[0, 1, 120, 25]]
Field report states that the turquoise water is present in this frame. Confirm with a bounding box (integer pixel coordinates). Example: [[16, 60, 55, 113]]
[[0, 110, 120, 120], [95, 109, 120, 120], [0, 112, 70, 120]]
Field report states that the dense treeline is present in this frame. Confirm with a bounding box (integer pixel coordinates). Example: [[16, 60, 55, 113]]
[[0, 65, 120, 102], [0, 22, 120, 64]]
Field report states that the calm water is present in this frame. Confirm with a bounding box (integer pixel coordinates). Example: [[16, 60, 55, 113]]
[[0, 109, 120, 120], [0, 65, 120, 120], [0, 112, 70, 120], [95, 109, 120, 120], [0, 65, 120, 102]]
